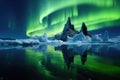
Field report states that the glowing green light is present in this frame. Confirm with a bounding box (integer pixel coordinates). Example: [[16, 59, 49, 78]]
[[25, 46, 120, 79], [26, 0, 120, 37], [25, 46, 71, 79], [74, 54, 120, 77]]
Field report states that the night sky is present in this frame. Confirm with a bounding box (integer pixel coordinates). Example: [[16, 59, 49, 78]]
[[0, 0, 120, 38]]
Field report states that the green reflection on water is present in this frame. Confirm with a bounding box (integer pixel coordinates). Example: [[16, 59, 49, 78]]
[[74, 54, 120, 77], [25, 46, 120, 79]]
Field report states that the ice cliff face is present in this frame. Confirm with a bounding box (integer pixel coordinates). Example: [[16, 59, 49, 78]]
[[67, 31, 110, 43], [67, 32, 91, 42]]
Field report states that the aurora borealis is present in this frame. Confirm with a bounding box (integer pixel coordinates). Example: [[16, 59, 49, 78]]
[[1, 1, 120, 79], [0, 0, 120, 38], [26, 0, 120, 37]]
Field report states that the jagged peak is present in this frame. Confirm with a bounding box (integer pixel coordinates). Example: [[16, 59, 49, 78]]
[[63, 17, 75, 32], [66, 17, 71, 25], [80, 22, 88, 36]]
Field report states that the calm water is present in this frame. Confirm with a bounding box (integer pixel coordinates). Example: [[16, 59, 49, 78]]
[[0, 43, 120, 80]]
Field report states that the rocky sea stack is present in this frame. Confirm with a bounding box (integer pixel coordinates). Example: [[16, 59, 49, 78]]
[[57, 17, 90, 41], [60, 17, 79, 41]]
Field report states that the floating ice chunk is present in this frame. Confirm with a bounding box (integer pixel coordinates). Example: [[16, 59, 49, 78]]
[[38, 33, 48, 42], [67, 32, 91, 42], [102, 31, 109, 42], [92, 34, 103, 42]]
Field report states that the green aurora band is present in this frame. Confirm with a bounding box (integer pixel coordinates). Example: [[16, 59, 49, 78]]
[[26, 0, 120, 37]]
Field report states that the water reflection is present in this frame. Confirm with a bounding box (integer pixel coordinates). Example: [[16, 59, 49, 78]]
[[54, 43, 120, 79], [0, 43, 120, 80], [55, 44, 89, 70]]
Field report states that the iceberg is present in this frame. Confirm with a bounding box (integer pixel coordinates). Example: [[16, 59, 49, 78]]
[[67, 32, 91, 42], [92, 31, 110, 42], [102, 31, 109, 42], [39, 33, 48, 42], [92, 34, 103, 42]]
